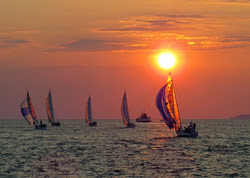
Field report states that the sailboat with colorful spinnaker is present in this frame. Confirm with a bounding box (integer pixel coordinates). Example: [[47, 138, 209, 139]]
[[85, 96, 97, 126], [46, 90, 60, 126], [156, 73, 198, 137], [121, 91, 135, 128], [20, 91, 47, 130]]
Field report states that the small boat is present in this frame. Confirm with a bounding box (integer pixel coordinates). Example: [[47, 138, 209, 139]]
[[121, 91, 135, 128], [156, 73, 198, 138], [21, 91, 47, 130], [136, 112, 151, 122], [85, 96, 97, 126], [46, 90, 60, 126]]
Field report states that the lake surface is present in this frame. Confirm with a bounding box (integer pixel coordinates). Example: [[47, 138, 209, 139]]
[[0, 119, 249, 177]]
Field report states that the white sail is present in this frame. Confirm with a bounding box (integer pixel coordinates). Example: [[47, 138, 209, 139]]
[[85, 96, 92, 123], [20, 98, 34, 126], [121, 91, 130, 125], [46, 90, 55, 123]]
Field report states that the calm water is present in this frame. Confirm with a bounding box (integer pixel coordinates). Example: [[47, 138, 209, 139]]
[[0, 119, 249, 177]]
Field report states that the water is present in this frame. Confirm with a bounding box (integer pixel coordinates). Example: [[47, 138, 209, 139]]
[[0, 119, 249, 177]]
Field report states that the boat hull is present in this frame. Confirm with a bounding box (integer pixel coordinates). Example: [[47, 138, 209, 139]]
[[176, 130, 198, 138], [136, 118, 151, 122], [89, 121, 97, 126], [35, 125, 47, 130], [51, 122, 60, 126], [126, 123, 136, 128]]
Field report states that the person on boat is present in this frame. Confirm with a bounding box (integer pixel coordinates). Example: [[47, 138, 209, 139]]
[[187, 121, 193, 130], [193, 122, 196, 129]]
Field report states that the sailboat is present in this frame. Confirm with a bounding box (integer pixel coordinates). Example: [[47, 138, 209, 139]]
[[20, 91, 47, 130], [156, 73, 198, 137], [46, 90, 60, 126], [121, 91, 135, 128], [85, 96, 97, 126]]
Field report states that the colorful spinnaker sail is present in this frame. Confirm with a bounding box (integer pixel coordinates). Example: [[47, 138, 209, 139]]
[[85, 96, 92, 123], [46, 90, 55, 123], [20, 98, 34, 125], [156, 73, 181, 130], [21, 91, 38, 126], [121, 91, 130, 125]]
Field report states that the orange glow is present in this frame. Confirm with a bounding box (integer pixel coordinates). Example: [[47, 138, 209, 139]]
[[158, 53, 175, 69]]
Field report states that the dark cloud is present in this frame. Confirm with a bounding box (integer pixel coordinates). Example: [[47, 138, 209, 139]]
[[0, 38, 32, 49], [137, 19, 190, 26], [99, 26, 179, 32], [222, 0, 250, 3], [0, 44, 15, 48], [48, 39, 147, 52], [97, 14, 204, 32], [156, 14, 208, 18], [57, 39, 125, 51], [0, 36, 9, 40], [219, 35, 250, 42], [4, 39, 31, 44]]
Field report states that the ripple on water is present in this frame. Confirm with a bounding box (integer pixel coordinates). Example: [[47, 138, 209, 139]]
[[0, 119, 249, 177]]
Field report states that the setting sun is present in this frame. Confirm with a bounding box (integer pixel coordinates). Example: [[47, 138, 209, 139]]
[[158, 53, 175, 69]]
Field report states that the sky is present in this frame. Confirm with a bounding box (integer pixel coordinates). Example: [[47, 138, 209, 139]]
[[0, 0, 250, 120]]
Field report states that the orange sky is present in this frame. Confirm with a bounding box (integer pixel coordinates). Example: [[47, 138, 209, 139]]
[[0, 0, 250, 119]]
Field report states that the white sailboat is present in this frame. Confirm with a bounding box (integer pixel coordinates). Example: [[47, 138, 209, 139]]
[[46, 90, 60, 126], [121, 91, 135, 128], [156, 73, 197, 137], [21, 91, 47, 130], [85, 96, 97, 126]]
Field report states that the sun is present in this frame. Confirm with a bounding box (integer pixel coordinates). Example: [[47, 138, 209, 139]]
[[158, 53, 175, 69]]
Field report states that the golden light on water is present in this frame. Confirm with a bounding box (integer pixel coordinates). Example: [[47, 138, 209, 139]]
[[158, 53, 175, 69]]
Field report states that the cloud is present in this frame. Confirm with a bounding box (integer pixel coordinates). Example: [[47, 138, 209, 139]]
[[96, 15, 202, 32], [50, 34, 250, 53], [50, 14, 249, 52], [207, 0, 250, 5], [12, 30, 40, 34], [0, 38, 33, 49], [4, 39, 32, 44], [184, 35, 250, 50], [222, 0, 250, 3], [48, 39, 148, 52], [58, 39, 124, 51], [0, 44, 14, 48], [156, 14, 208, 18]]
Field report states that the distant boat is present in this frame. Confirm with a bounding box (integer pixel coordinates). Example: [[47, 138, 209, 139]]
[[46, 90, 60, 126], [85, 96, 97, 126], [156, 73, 197, 137], [136, 112, 151, 122], [121, 91, 135, 128], [21, 91, 47, 130]]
